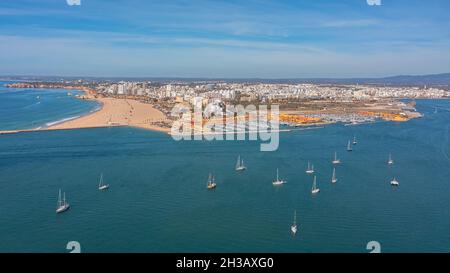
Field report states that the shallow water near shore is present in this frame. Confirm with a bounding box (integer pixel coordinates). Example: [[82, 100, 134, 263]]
[[0, 81, 99, 130], [0, 94, 449, 252]]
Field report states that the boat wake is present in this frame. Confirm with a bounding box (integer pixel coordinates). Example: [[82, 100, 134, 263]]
[[21, 101, 41, 109]]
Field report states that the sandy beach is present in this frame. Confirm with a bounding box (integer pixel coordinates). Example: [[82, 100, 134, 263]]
[[0, 95, 171, 135], [48, 97, 171, 133]]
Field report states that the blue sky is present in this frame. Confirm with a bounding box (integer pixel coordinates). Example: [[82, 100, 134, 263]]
[[1, 0, 450, 78]]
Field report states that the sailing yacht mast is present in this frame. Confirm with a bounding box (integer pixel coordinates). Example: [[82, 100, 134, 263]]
[[312, 176, 320, 194], [388, 153, 394, 165], [332, 167, 337, 183], [333, 152, 341, 164], [58, 189, 62, 208], [207, 172, 217, 189], [306, 162, 314, 174], [273, 168, 286, 186], [235, 155, 246, 171], [56, 189, 70, 214], [291, 210, 298, 235]]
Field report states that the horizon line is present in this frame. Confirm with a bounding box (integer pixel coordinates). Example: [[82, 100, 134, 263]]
[[1, 72, 450, 81]]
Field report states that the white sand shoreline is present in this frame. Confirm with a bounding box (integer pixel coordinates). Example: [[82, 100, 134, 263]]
[[0, 89, 172, 135]]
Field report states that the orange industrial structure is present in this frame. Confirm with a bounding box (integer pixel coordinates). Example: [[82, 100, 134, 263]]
[[359, 111, 408, 122], [279, 114, 322, 124]]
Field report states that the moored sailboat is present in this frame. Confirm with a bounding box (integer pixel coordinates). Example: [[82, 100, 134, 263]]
[[347, 140, 353, 152], [291, 210, 298, 235], [311, 176, 320, 194], [98, 173, 110, 191], [331, 167, 338, 184], [56, 189, 70, 214], [388, 153, 394, 165], [390, 177, 399, 186], [206, 173, 217, 190], [306, 162, 315, 174], [272, 168, 287, 186], [332, 152, 341, 165], [207, 173, 217, 189], [235, 155, 247, 171]]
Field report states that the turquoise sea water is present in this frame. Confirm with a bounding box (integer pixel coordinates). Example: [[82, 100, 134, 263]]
[[0, 81, 99, 130], [0, 83, 449, 252]]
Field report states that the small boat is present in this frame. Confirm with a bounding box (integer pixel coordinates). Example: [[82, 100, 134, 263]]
[[388, 153, 394, 165], [98, 173, 110, 191], [56, 189, 70, 214], [353, 136, 358, 145], [272, 168, 287, 186], [306, 162, 315, 174], [311, 176, 320, 194], [291, 210, 298, 235], [36, 95, 40, 100], [207, 173, 217, 190], [331, 167, 338, 184], [390, 178, 399, 186], [235, 155, 247, 171], [332, 152, 341, 165], [347, 140, 353, 152]]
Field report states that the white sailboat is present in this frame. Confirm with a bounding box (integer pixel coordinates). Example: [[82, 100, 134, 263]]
[[347, 140, 353, 152], [311, 176, 320, 194], [98, 173, 110, 191], [388, 153, 394, 165], [56, 189, 70, 214], [306, 162, 315, 174], [390, 177, 399, 186], [207, 173, 217, 189], [235, 155, 247, 171], [291, 210, 298, 235], [272, 168, 287, 186], [331, 167, 338, 183], [332, 152, 341, 165], [353, 136, 358, 145]]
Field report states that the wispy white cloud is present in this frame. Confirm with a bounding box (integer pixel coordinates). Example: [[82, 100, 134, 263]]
[[1, 0, 450, 77], [321, 19, 380, 28], [2, 34, 450, 78]]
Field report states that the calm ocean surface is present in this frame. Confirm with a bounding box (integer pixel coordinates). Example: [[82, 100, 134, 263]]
[[0, 81, 99, 130], [0, 81, 449, 252]]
